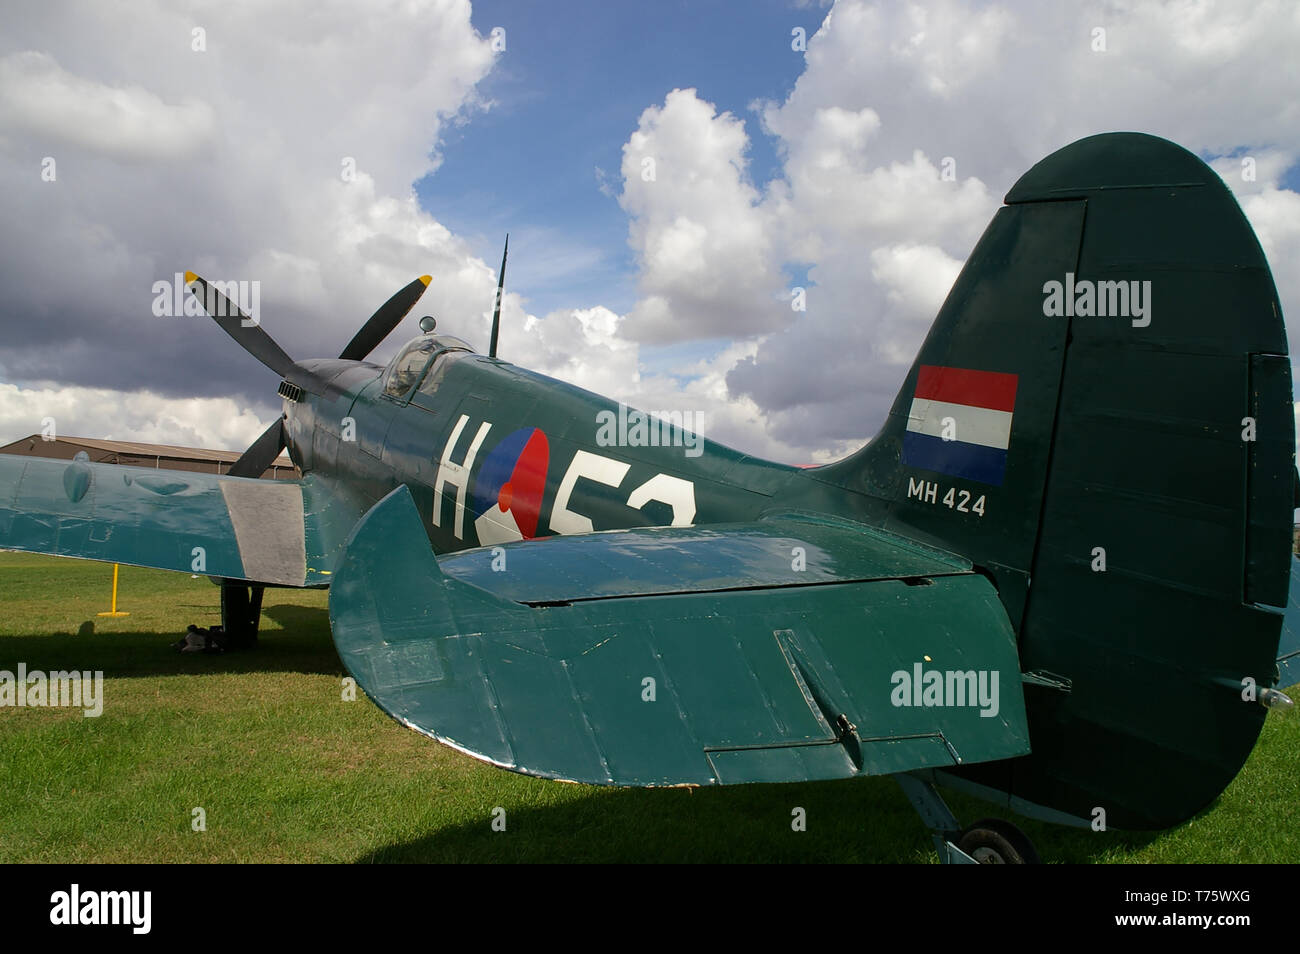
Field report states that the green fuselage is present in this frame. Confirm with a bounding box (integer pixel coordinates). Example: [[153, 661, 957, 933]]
[[282, 335, 832, 559]]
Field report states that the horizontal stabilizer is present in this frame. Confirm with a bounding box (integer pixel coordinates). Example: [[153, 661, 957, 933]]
[[440, 509, 972, 603], [329, 485, 1031, 786]]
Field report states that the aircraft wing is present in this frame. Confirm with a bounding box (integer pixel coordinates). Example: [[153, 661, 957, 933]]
[[0, 454, 365, 586], [330, 485, 1031, 786]]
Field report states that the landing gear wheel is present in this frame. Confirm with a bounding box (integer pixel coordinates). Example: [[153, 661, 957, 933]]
[[956, 818, 1040, 864]]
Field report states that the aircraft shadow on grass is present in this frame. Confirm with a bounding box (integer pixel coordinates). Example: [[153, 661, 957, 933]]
[[352, 776, 1159, 864], [0, 604, 341, 679]]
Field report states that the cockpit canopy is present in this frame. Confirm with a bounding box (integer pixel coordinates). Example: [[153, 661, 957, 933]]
[[381, 334, 475, 401]]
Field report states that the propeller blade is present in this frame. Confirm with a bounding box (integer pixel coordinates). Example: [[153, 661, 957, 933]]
[[226, 417, 286, 479], [185, 272, 295, 378], [338, 275, 432, 361]]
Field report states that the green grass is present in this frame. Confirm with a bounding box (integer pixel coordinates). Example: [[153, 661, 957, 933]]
[[0, 551, 1295, 863]]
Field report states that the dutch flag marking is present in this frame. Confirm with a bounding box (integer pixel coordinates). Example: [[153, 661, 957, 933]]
[[902, 365, 1018, 486]]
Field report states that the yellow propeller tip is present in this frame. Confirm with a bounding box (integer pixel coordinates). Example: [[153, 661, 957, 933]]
[[184, 270, 199, 285], [419, 275, 432, 286]]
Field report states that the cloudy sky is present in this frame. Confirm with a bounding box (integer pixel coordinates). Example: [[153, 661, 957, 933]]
[[1, 0, 1298, 465]]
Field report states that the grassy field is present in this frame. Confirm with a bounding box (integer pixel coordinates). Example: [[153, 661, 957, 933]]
[[0, 550, 1295, 863]]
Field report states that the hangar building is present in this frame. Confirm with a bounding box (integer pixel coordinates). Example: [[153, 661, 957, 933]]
[[0, 434, 296, 480]]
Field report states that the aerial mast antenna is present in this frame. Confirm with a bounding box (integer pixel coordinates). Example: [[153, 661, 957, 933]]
[[488, 234, 508, 358]]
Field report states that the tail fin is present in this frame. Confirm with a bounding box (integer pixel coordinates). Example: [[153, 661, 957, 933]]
[[817, 132, 1294, 828]]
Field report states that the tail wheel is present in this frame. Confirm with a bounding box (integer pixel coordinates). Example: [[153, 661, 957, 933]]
[[956, 818, 1040, 864]]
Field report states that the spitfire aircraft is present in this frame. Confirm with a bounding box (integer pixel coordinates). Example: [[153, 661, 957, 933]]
[[2, 133, 1297, 863]]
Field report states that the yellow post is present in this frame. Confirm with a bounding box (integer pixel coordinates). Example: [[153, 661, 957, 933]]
[[97, 563, 130, 617]]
